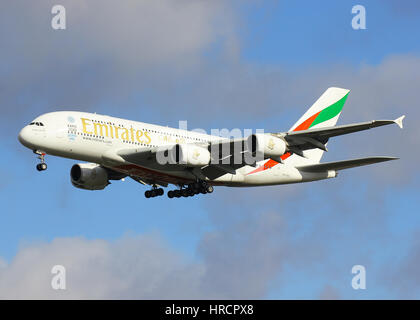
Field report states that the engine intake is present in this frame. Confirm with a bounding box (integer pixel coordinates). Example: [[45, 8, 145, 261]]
[[70, 163, 109, 190]]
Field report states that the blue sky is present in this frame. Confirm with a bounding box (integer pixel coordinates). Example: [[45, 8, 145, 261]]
[[0, 0, 419, 299]]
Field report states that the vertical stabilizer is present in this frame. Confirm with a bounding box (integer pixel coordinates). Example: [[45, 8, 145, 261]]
[[285, 87, 350, 165]]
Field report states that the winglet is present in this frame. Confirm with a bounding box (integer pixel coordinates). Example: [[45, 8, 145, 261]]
[[394, 115, 405, 129]]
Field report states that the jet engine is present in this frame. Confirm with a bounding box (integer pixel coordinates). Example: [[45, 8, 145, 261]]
[[170, 144, 211, 167], [70, 163, 109, 190], [247, 134, 287, 157]]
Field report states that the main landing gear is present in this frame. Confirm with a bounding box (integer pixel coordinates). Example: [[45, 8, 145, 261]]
[[34, 150, 47, 171], [144, 186, 164, 198], [167, 181, 214, 199], [143, 181, 214, 199]]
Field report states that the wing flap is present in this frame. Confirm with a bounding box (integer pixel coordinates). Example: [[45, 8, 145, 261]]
[[297, 156, 398, 172]]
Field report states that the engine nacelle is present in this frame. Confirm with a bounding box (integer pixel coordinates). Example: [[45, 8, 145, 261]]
[[247, 134, 287, 157], [170, 144, 211, 167], [70, 163, 109, 190]]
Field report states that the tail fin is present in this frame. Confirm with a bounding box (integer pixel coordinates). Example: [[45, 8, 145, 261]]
[[285, 87, 350, 165]]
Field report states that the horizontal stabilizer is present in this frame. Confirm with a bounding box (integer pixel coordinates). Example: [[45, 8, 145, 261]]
[[297, 156, 398, 172]]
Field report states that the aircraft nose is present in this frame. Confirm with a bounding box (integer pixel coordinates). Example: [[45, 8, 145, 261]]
[[18, 126, 32, 147]]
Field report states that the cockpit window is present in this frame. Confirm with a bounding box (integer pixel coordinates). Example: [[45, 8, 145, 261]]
[[29, 122, 44, 126]]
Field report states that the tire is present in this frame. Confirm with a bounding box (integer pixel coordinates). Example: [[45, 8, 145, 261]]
[[167, 191, 174, 198], [158, 188, 164, 196], [40, 163, 47, 170], [145, 190, 151, 198], [182, 189, 189, 197], [206, 185, 214, 193], [36, 164, 42, 171], [174, 190, 181, 198]]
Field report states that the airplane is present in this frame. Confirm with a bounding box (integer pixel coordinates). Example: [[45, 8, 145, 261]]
[[18, 87, 404, 199]]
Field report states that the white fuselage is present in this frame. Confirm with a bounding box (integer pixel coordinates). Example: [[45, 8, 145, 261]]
[[18, 111, 333, 187]]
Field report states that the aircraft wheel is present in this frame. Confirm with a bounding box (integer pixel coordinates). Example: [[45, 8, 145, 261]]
[[206, 185, 214, 193], [157, 188, 164, 196], [200, 187, 207, 194], [36, 163, 47, 171], [182, 189, 189, 197], [167, 191, 174, 198], [145, 190, 151, 198], [201, 181, 209, 188]]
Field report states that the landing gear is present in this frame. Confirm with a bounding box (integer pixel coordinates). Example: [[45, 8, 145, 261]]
[[36, 163, 47, 171], [193, 181, 213, 194], [167, 181, 214, 199], [143, 181, 214, 199], [167, 190, 181, 198], [145, 186, 164, 198], [167, 189, 183, 198], [34, 150, 47, 171]]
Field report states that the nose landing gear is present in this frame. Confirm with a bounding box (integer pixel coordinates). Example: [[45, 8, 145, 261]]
[[34, 150, 47, 171], [36, 163, 47, 171]]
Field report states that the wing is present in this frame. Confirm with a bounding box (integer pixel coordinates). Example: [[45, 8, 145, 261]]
[[115, 140, 252, 181], [274, 116, 405, 154], [117, 147, 155, 165], [297, 156, 398, 172], [201, 137, 253, 179], [101, 147, 177, 186]]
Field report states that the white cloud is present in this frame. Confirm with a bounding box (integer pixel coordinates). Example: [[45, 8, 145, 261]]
[[0, 211, 309, 299], [0, 235, 205, 299]]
